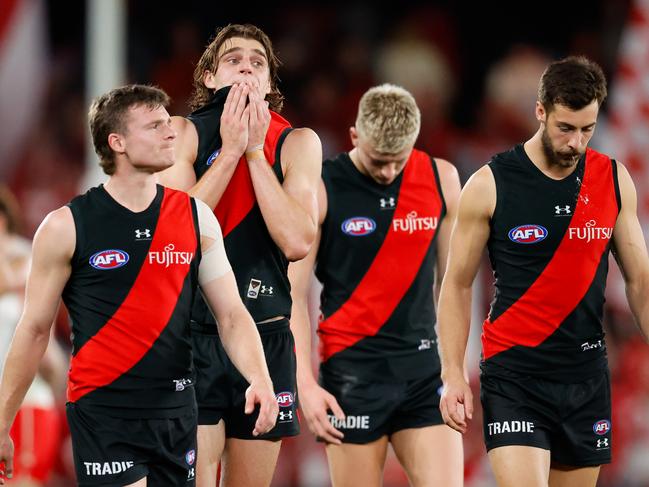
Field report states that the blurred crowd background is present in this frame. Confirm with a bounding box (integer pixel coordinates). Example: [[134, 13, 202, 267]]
[[1, 0, 649, 485]]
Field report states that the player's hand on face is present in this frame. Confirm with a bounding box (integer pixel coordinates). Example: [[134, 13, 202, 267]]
[[220, 83, 250, 158], [299, 381, 345, 444], [439, 375, 474, 434], [244, 380, 279, 437], [246, 85, 271, 153], [0, 434, 14, 485]]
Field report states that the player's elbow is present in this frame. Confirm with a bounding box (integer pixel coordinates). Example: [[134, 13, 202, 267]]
[[281, 225, 316, 261], [283, 240, 311, 262]]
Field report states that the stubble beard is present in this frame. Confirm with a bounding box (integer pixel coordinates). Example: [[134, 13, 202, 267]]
[[541, 127, 582, 169]]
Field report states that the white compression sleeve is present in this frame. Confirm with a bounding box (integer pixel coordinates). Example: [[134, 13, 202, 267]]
[[195, 198, 232, 286]]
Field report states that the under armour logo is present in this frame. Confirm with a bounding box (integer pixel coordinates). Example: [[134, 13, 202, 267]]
[[555, 205, 571, 215], [261, 285, 274, 295], [380, 197, 396, 209], [279, 411, 293, 421], [135, 228, 151, 239], [597, 438, 609, 448]]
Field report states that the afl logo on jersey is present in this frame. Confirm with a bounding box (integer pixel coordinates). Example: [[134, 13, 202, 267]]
[[593, 419, 611, 435], [89, 249, 129, 270], [185, 449, 196, 466], [206, 148, 221, 166], [276, 391, 294, 408], [508, 224, 548, 244], [341, 217, 376, 236]]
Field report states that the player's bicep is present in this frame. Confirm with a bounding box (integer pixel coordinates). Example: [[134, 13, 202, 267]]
[[445, 167, 494, 288], [435, 159, 462, 279], [21, 208, 75, 333], [612, 162, 649, 283], [157, 116, 198, 190], [281, 128, 322, 223]]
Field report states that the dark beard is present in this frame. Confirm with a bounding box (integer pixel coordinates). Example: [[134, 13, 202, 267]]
[[541, 128, 581, 169]]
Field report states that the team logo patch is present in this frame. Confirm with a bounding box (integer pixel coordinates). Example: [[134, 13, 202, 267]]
[[508, 224, 548, 244], [185, 449, 196, 466], [341, 217, 376, 236], [206, 148, 221, 166], [593, 419, 611, 435], [247, 278, 262, 299], [276, 391, 294, 408], [89, 249, 129, 270]]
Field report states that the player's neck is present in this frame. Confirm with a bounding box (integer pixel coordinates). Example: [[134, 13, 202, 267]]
[[104, 171, 158, 213], [348, 149, 368, 177], [523, 133, 579, 180]]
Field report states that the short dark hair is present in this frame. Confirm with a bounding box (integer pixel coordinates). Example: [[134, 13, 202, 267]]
[[538, 56, 607, 112], [89, 84, 170, 175], [190, 23, 284, 112]]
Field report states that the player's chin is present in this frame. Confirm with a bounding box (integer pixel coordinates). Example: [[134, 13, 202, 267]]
[[156, 158, 175, 172], [139, 159, 173, 175]]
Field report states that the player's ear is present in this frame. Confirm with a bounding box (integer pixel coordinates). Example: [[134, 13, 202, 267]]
[[108, 133, 126, 155], [349, 126, 359, 147], [204, 70, 217, 89], [535, 101, 546, 124]]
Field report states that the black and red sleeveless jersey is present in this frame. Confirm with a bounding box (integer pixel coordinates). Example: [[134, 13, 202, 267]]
[[316, 150, 446, 381], [62, 185, 201, 417], [482, 144, 620, 381], [188, 87, 293, 326]]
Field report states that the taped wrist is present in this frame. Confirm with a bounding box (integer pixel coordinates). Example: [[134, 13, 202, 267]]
[[245, 145, 265, 161]]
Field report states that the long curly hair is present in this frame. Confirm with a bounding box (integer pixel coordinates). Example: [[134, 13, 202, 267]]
[[189, 24, 284, 112]]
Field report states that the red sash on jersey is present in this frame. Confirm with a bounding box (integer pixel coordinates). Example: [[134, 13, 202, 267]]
[[214, 112, 291, 237], [67, 188, 197, 402], [318, 150, 443, 362], [482, 149, 619, 359]]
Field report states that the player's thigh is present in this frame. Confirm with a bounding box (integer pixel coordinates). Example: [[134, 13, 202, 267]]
[[549, 463, 600, 487], [220, 438, 282, 487], [191, 328, 230, 427], [488, 445, 550, 487], [146, 414, 198, 486], [65, 404, 149, 486], [196, 422, 225, 487], [325, 436, 389, 487], [551, 371, 611, 468], [480, 372, 554, 453], [124, 479, 147, 486], [391, 424, 463, 487]]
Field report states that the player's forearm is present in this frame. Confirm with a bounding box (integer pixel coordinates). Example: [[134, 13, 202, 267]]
[[217, 306, 273, 388], [290, 304, 317, 387], [438, 284, 472, 380], [626, 276, 649, 342], [247, 158, 316, 261], [0, 323, 50, 434], [188, 152, 241, 210]]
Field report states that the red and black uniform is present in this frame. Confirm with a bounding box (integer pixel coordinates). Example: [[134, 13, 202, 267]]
[[187, 86, 298, 437], [64, 184, 200, 485], [480, 144, 619, 465], [316, 150, 447, 443]]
